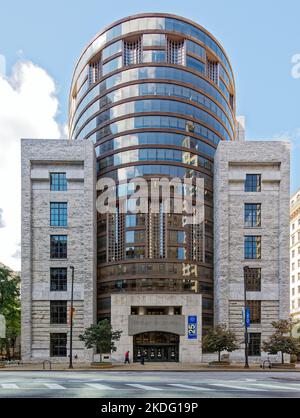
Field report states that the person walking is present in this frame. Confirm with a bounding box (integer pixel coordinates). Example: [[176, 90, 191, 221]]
[[140, 351, 145, 365], [124, 350, 130, 364]]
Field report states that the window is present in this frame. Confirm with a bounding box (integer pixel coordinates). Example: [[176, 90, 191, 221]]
[[125, 230, 145, 244], [167, 38, 185, 65], [50, 333, 67, 357], [245, 174, 261, 192], [292, 288, 295, 296], [50, 235, 67, 259], [292, 276, 295, 283], [244, 204, 261, 228], [292, 250, 295, 258], [244, 236, 261, 259], [292, 263, 295, 271], [169, 247, 186, 260], [125, 246, 145, 259], [123, 38, 142, 66], [50, 268, 67, 292], [168, 231, 186, 244], [50, 173, 67, 191], [126, 214, 145, 228], [249, 333, 261, 357], [247, 301, 261, 324], [50, 203, 68, 227], [206, 58, 219, 84], [50, 301, 67, 324], [244, 268, 261, 292]]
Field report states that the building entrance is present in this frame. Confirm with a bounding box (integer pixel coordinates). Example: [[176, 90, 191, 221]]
[[133, 332, 179, 362]]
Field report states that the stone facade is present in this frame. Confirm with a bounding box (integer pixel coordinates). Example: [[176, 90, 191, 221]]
[[214, 141, 290, 363], [290, 190, 300, 338], [21, 139, 96, 363], [111, 294, 202, 363]]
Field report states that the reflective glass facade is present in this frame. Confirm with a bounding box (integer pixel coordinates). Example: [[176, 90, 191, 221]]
[[69, 13, 236, 330]]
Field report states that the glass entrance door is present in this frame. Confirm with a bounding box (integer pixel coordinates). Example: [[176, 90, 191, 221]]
[[133, 332, 180, 362]]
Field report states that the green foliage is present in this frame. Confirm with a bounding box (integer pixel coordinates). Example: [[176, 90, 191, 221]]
[[0, 267, 21, 359], [79, 320, 122, 362], [202, 324, 239, 362], [262, 319, 300, 364]]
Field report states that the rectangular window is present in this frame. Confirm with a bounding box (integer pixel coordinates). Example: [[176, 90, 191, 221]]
[[249, 333, 261, 357], [125, 246, 145, 259], [89, 59, 101, 85], [245, 174, 261, 192], [244, 236, 261, 259], [169, 247, 186, 260], [206, 58, 219, 84], [245, 268, 261, 292], [247, 300, 261, 324], [50, 173, 67, 191], [168, 231, 186, 244], [123, 38, 142, 66], [50, 235, 67, 259], [167, 38, 186, 65], [244, 204, 261, 228], [125, 214, 145, 228], [50, 268, 67, 292], [125, 230, 145, 244], [50, 203, 68, 227], [50, 301, 67, 324], [50, 333, 67, 357]]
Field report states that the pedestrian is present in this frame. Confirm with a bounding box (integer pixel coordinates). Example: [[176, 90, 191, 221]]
[[124, 350, 130, 364], [140, 351, 145, 365]]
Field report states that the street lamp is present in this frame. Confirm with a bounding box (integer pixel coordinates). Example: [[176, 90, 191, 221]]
[[69, 266, 75, 369], [243, 266, 250, 369]]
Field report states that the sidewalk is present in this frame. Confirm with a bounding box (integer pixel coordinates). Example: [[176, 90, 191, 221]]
[[1, 362, 300, 372]]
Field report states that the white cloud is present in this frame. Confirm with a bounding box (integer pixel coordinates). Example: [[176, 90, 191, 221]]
[[0, 60, 65, 271]]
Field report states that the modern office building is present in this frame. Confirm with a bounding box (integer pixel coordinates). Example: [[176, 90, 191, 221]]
[[68, 14, 236, 360], [21, 14, 290, 364], [290, 190, 300, 338]]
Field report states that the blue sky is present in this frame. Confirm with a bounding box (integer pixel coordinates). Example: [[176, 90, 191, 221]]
[[0, 0, 300, 192]]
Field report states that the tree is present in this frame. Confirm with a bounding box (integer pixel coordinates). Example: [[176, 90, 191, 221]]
[[202, 324, 239, 362], [79, 320, 122, 362], [262, 319, 300, 364], [0, 267, 21, 360]]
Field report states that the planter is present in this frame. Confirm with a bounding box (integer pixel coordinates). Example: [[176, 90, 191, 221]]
[[271, 363, 296, 369], [208, 361, 231, 368], [0, 363, 5, 369]]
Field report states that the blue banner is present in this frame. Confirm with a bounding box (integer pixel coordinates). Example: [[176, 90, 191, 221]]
[[188, 316, 197, 339], [245, 307, 251, 328]]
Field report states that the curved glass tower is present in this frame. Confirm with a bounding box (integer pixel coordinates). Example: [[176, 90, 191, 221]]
[[69, 13, 236, 333]]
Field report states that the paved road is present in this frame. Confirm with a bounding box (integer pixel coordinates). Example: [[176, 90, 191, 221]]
[[0, 371, 300, 398]]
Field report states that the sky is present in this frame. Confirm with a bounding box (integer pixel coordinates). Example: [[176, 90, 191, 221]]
[[0, 0, 300, 270]]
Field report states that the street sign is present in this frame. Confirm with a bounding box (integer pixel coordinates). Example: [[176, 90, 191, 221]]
[[245, 307, 251, 329], [188, 316, 197, 340]]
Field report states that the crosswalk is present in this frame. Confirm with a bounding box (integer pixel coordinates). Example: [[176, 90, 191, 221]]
[[0, 381, 300, 393]]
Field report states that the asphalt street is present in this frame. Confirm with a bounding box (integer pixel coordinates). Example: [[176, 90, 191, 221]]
[[0, 370, 300, 398]]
